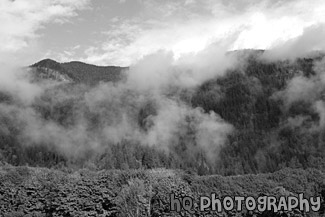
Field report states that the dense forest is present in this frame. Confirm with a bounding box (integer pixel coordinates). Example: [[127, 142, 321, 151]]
[[1, 50, 325, 177], [1, 166, 325, 216]]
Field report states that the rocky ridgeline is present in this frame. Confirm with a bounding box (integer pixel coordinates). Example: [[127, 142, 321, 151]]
[[0, 166, 324, 216]]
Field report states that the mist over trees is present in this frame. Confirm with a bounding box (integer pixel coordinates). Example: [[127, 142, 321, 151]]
[[1, 50, 325, 176]]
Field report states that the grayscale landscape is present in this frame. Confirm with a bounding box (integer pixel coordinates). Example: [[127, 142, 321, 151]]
[[1, 0, 325, 216]]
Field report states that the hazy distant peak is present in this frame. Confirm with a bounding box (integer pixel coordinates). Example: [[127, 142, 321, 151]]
[[30, 59, 127, 85]]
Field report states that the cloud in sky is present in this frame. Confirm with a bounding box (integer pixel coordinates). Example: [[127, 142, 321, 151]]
[[74, 0, 325, 66], [0, 0, 89, 65], [2, 0, 325, 66], [0, 0, 90, 105], [262, 24, 325, 60]]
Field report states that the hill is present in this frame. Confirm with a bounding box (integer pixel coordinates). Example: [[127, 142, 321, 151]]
[[30, 59, 128, 85]]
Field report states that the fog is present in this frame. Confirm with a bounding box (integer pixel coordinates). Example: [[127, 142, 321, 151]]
[[0, 42, 237, 165]]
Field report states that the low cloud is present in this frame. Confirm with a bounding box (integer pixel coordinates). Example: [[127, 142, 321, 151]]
[[0, 39, 238, 163], [263, 24, 325, 61], [273, 53, 325, 129]]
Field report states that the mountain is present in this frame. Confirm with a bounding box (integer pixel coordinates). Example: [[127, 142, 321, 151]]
[[30, 58, 128, 85], [2, 50, 325, 176]]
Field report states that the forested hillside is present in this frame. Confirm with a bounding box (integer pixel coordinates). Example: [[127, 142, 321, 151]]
[[1, 50, 325, 176], [192, 53, 325, 175]]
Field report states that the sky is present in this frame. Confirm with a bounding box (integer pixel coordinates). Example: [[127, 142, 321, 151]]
[[1, 0, 325, 66]]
